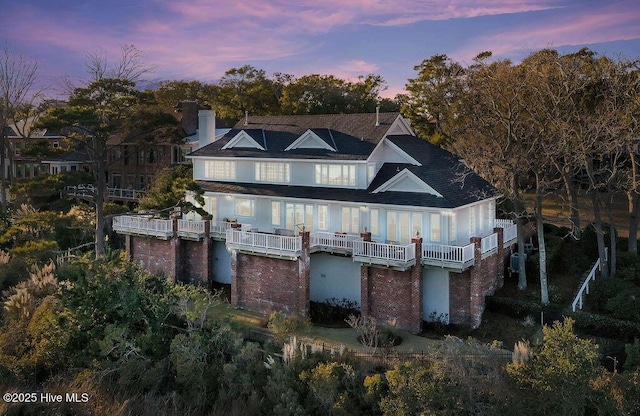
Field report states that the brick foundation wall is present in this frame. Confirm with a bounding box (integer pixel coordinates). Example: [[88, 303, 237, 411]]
[[230, 232, 310, 317], [449, 228, 508, 328], [180, 239, 210, 285], [129, 236, 178, 279]]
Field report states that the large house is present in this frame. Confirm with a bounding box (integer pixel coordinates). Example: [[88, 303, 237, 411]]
[[113, 110, 518, 332]]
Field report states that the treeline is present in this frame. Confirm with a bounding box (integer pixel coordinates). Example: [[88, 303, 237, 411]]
[[0, 256, 639, 416], [399, 49, 640, 304], [153, 66, 401, 126]]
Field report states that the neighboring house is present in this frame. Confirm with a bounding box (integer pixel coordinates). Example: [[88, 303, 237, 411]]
[[3, 118, 78, 179], [105, 101, 230, 189], [113, 110, 518, 332]]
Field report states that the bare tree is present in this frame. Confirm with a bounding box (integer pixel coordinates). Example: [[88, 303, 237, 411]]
[[0, 42, 41, 214]]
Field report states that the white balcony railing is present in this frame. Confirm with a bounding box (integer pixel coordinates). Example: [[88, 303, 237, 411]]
[[310, 232, 362, 252], [226, 229, 302, 259], [353, 241, 416, 269], [177, 219, 207, 240], [66, 185, 146, 201], [112, 215, 173, 239], [481, 232, 499, 258], [422, 243, 475, 270], [495, 219, 517, 248]]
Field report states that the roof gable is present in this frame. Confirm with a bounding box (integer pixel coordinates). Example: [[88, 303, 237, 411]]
[[285, 129, 336, 152], [368, 137, 421, 166], [221, 130, 265, 151], [373, 168, 443, 197], [384, 115, 414, 137]]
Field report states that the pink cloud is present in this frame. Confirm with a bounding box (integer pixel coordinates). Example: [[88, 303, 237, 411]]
[[452, 2, 640, 61]]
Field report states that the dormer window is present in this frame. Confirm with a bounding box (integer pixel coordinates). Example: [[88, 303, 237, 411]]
[[255, 161, 290, 183], [314, 163, 356, 186], [204, 160, 236, 180], [221, 130, 265, 150], [285, 129, 336, 152]]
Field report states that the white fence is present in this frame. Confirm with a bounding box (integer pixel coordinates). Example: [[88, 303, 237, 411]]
[[571, 259, 601, 312], [112, 215, 173, 239], [422, 243, 475, 269], [66, 185, 146, 201], [226, 229, 302, 257], [177, 219, 207, 239], [310, 232, 362, 252], [353, 241, 416, 268], [481, 233, 498, 258]]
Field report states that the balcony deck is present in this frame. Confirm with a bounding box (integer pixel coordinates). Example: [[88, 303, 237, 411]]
[[422, 243, 475, 271], [177, 219, 207, 240], [310, 232, 362, 254], [112, 215, 173, 239], [495, 219, 517, 247], [66, 185, 146, 202], [226, 229, 302, 260], [352, 240, 416, 270]]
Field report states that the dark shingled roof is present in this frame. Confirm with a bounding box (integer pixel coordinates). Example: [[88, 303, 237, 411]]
[[189, 112, 399, 160], [190, 113, 498, 208]]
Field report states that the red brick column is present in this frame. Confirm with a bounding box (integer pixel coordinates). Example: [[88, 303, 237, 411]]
[[494, 227, 505, 289], [230, 248, 240, 307], [125, 234, 133, 258], [469, 236, 483, 328], [360, 232, 372, 242], [169, 218, 180, 281], [409, 237, 423, 334], [360, 265, 370, 318], [298, 231, 311, 317]]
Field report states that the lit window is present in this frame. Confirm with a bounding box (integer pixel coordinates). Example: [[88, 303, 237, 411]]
[[341, 207, 360, 234], [255, 162, 290, 183], [285, 203, 313, 232], [205, 160, 236, 180], [412, 213, 423, 239], [314, 164, 356, 186], [271, 201, 281, 226], [469, 209, 476, 238], [370, 209, 379, 235], [235, 198, 255, 217], [430, 213, 441, 242], [318, 205, 328, 230]]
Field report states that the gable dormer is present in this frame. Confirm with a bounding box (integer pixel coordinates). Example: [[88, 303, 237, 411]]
[[383, 115, 415, 138], [221, 130, 266, 150], [372, 168, 442, 196], [285, 129, 336, 152], [368, 137, 421, 166]]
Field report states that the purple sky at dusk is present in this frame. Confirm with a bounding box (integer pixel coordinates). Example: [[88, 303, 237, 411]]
[[1, 0, 639, 99]]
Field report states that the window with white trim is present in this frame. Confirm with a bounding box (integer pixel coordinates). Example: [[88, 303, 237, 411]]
[[285, 203, 314, 232], [318, 205, 328, 230], [235, 198, 255, 217], [314, 164, 356, 186], [341, 207, 360, 233], [204, 160, 236, 180], [430, 213, 441, 242], [412, 213, 423, 240], [370, 209, 379, 235], [446, 212, 457, 243], [255, 162, 290, 183], [469, 209, 476, 238], [271, 201, 281, 226]]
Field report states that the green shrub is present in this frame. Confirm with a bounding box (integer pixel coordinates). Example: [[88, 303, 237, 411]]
[[587, 278, 636, 313], [310, 298, 360, 326], [567, 311, 640, 342], [616, 252, 640, 285], [485, 296, 543, 318], [605, 287, 640, 323], [625, 339, 640, 372]]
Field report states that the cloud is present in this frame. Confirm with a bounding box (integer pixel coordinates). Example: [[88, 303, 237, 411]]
[[451, 1, 640, 61]]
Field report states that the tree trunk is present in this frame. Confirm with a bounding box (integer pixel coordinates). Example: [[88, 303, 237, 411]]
[[0, 135, 7, 214], [590, 190, 609, 278], [93, 138, 107, 258], [560, 167, 581, 239], [628, 192, 639, 254], [513, 177, 527, 290], [536, 181, 549, 305], [604, 192, 617, 278]]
